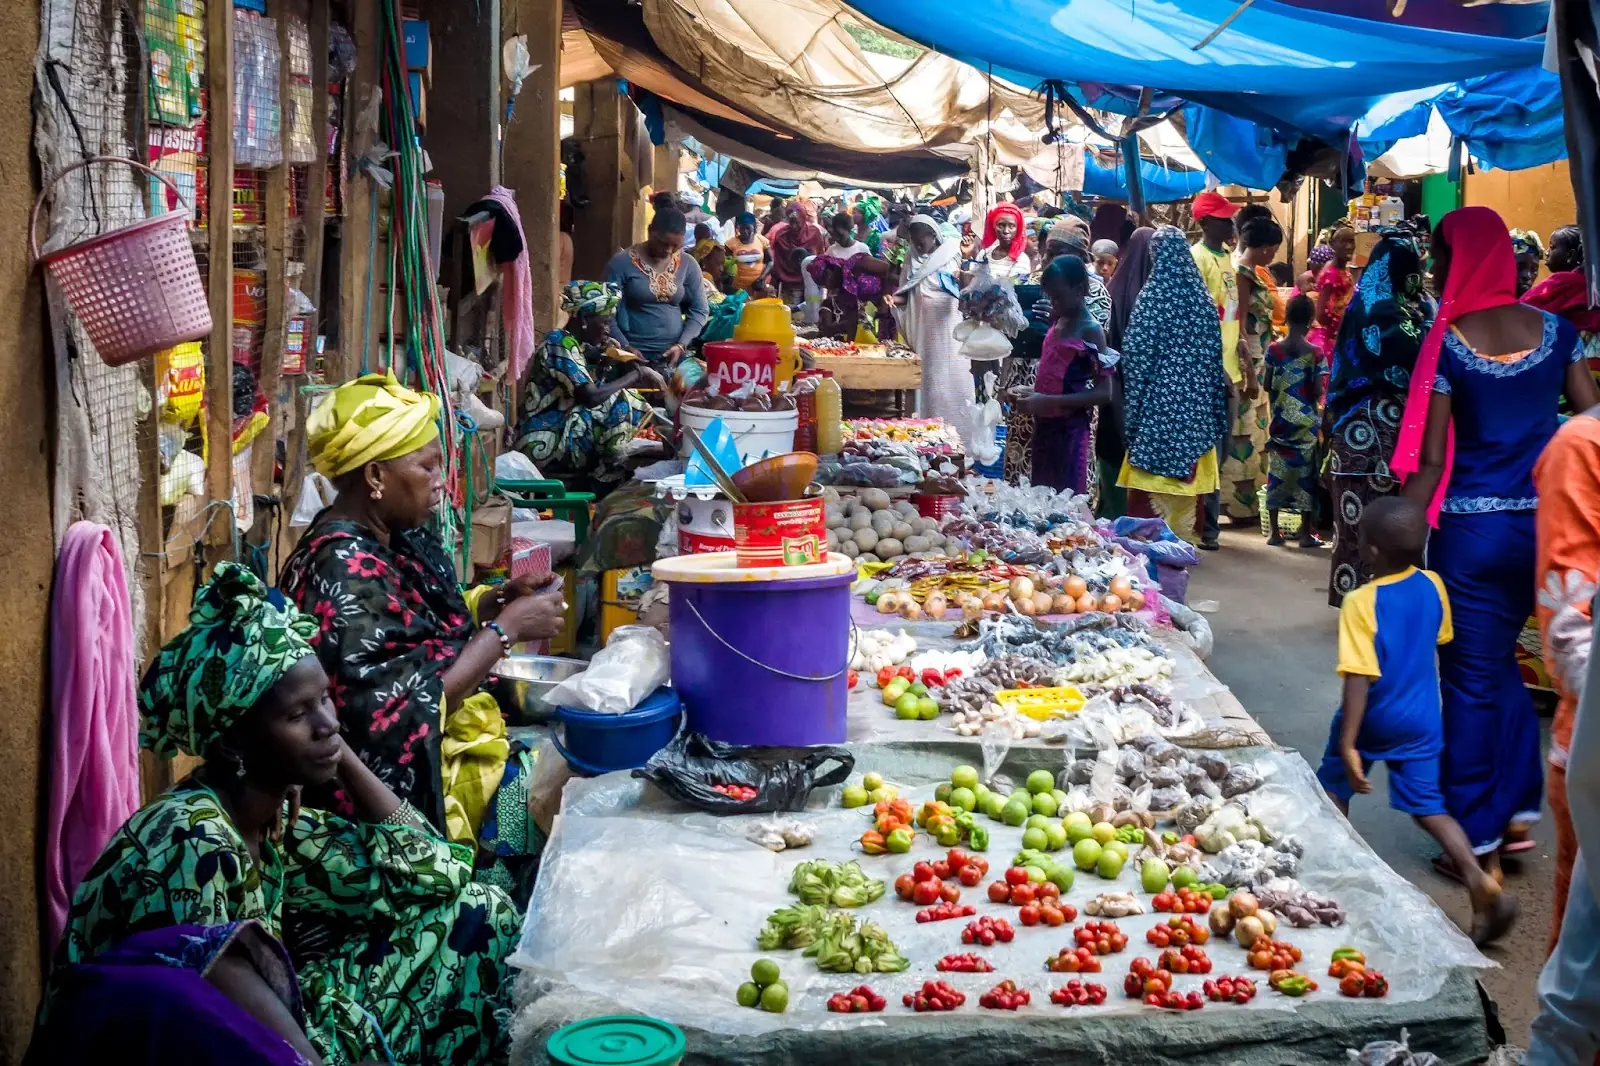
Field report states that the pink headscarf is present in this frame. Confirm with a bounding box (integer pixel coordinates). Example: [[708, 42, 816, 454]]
[[982, 203, 1028, 262], [1391, 206, 1520, 526]]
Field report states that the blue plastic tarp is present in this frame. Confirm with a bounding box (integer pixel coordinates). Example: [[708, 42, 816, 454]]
[[847, 0, 1544, 137], [1082, 152, 1209, 203], [1360, 67, 1566, 172]]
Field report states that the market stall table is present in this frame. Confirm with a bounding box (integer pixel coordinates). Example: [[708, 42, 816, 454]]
[[809, 352, 921, 415], [509, 618, 1495, 1066]]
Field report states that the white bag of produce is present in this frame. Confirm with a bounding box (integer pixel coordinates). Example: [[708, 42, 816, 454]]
[[546, 625, 671, 714]]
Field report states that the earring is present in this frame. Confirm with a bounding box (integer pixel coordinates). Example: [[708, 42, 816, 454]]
[[370, 486, 383, 501], [235, 759, 246, 778]]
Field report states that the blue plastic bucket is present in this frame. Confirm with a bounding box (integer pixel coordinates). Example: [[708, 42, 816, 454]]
[[651, 552, 853, 746], [553, 686, 681, 775]]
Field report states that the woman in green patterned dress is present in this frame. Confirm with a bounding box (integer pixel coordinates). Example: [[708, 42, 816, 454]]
[[517, 281, 664, 485], [54, 563, 520, 1066]]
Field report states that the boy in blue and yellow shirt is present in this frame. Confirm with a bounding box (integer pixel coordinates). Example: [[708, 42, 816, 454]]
[[1317, 496, 1517, 946]]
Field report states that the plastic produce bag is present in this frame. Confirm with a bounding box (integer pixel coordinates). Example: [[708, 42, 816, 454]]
[[633, 731, 854, 813], [966, 371, 1003, 465], [545, 625, 670, 714], [958, 321, 1014, 362]]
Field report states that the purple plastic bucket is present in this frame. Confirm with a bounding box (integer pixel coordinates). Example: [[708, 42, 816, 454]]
[[655, 554, 852, 746]]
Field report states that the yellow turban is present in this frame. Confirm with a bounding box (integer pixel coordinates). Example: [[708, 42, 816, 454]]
[[307, 371, 442, 479]]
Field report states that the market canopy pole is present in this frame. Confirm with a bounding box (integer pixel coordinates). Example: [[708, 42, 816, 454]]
[[339, 0, 381, 381], [204, 0, 236, 565]]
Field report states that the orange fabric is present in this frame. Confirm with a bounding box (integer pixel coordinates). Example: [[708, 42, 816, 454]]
[[1533, 411, 1600, 774], [1549, 761, 1575, 953]]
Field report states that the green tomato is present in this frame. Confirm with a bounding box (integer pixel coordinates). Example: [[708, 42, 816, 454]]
[[934, 781, 953, 803], [909, 682, 929, 697], [916, 697, 940, 721], [951, 764, 980, 791], [736, 982, 761, 1008], [982, 791, 1008, 820], [760, 982, 789, 1013], [1103, 840, 1129, 863], [949, 786, 977, 812], [1051, 789, 1069, 809], [1026, 769, 1056, 795], [1095, 849, 1125, 880], [894, 692, 921, 719], [1063, 811, 1093, 831], [1091, 822, 1117, 846], [1021, 826, 1049, 851], [1031, 792, 1059, 817], [1002, 799, 1031, 827], [751, 958, 782, 986], [863, 772, 884, 791], [1044, 862, 1075, 893], [865, 590, 881, 606], [1171, 865, 1199, 890], [1141, 858, 1170, 894], [1025, 864, 1048, 884], [1066, 819, 1095, 845], [841, 785, 869, 809], [1072, 838, 1103, 871], [1026, 814, 1052, 831], [1044, 823, 1068, 851]]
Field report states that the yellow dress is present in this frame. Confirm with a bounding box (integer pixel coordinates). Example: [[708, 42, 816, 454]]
[[1119, 451, 1219, 541]]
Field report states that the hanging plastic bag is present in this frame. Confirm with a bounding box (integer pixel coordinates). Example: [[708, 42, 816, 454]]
[[958, 321, 1014, 362], [633, 731, 854, 814], [544, 625, 670, 714], [967, 371, 1003, 464]]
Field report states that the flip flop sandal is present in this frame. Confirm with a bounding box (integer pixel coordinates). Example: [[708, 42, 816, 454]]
[[1500, 839, 1537, 855], [1431, 854, 1465, 885]]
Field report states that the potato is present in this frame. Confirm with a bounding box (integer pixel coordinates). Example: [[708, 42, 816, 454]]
[[857, 552, 880, 564], [825, 506, 847, 529], [907, 516, 930, 535], [848, 511, 873, 530], [894, 500, 920, 517], [903, 535, 931, 554], [877, 537, 904, 558], [891, 522, 914, 540], [838, 539, 860, 558], [871, 509, 897, 533], [852, 527, 880, 551], [821, 486, 841, 505], [824, 528, 840, 550], [859, 488, 892, 511]]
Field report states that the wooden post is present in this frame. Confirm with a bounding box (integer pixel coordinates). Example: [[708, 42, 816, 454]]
[[205, 0, 236, 560], [569, 79, 624, 282], [255, 0, 292, 497], [501, 0, 562, 408], [338, 0, 380, 382]]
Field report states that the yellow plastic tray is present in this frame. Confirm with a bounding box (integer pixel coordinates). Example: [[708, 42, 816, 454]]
[[995, 686, 1085, 720]]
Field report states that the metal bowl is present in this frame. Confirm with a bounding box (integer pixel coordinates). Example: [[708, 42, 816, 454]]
[[491, 654, 587, 725]]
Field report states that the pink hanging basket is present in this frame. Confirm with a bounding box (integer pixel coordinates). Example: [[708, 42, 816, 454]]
[[31, 156, 212, 367]]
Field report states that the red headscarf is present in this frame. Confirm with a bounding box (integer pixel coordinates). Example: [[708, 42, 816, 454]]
[[1524, 269, 1600, 333], [982, 203, 1027, 262], [1392, 206, 1519, 525]]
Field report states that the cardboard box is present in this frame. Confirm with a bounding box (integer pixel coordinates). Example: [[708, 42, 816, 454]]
[[471, 497, 512, 572], [407, 72, 427, 130], [402, 20, 430, 79]]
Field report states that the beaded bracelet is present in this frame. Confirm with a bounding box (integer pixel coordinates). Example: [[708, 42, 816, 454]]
[[485, 620, 513, 653]]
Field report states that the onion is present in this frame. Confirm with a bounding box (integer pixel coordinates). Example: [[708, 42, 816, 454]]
[[1009, 575, 1035, 602], [962, 600, 984, 621], [1014, 596, 1038, 616], [1101, 593, 1123, 613], [925, 592, 948, 619], [1032, 591, 1054, 616], [1064, 575, 1088, 599], [981, 592, 1006, 612], [1052, 593, 1076, 615], [1127, 590, 1146, 611], [1109, 575, 1133, 600], [876, 592, 899, 614], [1075, 592, 1098, 614], [899, 598, 922, 621]]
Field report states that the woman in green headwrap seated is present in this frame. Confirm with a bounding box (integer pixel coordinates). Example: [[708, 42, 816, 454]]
[[516, 280, 666, 486], [281, 372, 567, 900], [55, 563, 521, 1066]]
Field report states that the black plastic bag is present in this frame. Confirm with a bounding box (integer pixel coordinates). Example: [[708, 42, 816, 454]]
[[634, 731, 853, 814]]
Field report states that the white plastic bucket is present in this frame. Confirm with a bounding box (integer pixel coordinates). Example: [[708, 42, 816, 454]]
[[677, 403, 799, 466]]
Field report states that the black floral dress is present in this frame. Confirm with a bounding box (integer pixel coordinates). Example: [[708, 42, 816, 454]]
[[281, 517, 470, 828]]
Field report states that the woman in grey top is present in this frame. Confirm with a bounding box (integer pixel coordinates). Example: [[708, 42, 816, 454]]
[[603, 207, 710, 366]]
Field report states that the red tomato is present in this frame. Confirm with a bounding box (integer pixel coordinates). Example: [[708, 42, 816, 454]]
[[897, 665, 915, 681], [1018, 903, 1041, 926], [957, 864, 983, 887], [894, 873, 916, 900], [912, 861, 936, 883], [1004, 866, 1030, 886], [939, 882, 961, 904], [1037, 882, 1060, 899], [875, 666, 897, 688], [988, 881, 1011, 903], [1043, 905, 1067, 927], [947, 848, 971, 869], [912, 879, 942, 906], [932, 860, 952, 881], [1010, 883, 1036, 906], [847, 669, 860, 690]]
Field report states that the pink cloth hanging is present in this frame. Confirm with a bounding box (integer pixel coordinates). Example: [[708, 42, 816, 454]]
[[45, 522, 141, 954], [484, 185, 536, 387]]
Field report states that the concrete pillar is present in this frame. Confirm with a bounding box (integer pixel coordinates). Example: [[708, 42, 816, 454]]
[[570, 78, 626, 282], [422, 0, 499, 226], [653, 142, 676, 200]]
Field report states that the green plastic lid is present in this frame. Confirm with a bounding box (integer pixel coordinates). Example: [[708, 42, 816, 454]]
[[546, 1015, 686, 1066]]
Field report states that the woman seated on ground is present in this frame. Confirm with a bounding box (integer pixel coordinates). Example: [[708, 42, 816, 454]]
[[519, 281, 666, 486], [48, 564, 520, 1066], [603, 208, 709, 368], [281, 373, 568, 900]]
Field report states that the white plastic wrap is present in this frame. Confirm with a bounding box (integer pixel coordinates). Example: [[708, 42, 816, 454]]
[[512, 749, 1489, 1038], [544, 625, 670, 713]]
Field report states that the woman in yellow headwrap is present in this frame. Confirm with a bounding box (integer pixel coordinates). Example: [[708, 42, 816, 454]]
[[280, 372, 567, 901]]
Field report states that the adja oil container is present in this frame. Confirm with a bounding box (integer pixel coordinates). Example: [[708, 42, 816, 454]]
[[651, 552, 852, 746]]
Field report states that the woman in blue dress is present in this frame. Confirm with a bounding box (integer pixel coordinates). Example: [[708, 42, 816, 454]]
[[1395, 207, 1600, 878]]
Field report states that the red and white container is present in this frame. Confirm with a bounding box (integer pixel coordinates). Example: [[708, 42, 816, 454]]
[[676, 495, 736, 556], [734, 498, 826, 568], [703, 340, 779, 392]]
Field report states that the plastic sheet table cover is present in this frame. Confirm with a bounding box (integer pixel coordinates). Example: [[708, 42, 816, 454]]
[[509, 746, 1492, 1061]]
